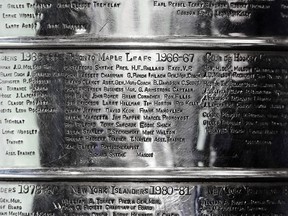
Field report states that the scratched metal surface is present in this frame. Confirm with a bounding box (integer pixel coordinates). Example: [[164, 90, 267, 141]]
[[0, 181, 288, 215], [1, 48, 288, 178], [0, 0, 288, 38]]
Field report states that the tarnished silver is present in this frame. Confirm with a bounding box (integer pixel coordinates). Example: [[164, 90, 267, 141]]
[[1, 47, 288, 178], [0, 181, 288, 215], [0, 0, 288, 38]]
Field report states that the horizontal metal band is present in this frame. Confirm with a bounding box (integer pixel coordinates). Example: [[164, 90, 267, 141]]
[[1, 168, 288, 180], [0, 0, 288, 38], [0, 181, 288, 215], [0, 37, 287, 49], [1, 49, 288, 176]]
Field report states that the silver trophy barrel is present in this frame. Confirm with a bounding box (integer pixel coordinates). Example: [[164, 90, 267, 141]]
[[0, 1, 287, 215]]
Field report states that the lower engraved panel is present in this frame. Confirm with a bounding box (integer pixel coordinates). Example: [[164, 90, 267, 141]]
[[0, 181, 288, 215], [1, 49, 288, 170]]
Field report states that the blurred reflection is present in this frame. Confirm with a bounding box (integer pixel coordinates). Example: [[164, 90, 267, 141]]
[[30, 0, 288, 37], [36, 0, 91, 36]]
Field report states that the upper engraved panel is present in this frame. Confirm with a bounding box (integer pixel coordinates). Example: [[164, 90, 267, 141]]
[[0, 0, 288, 38]]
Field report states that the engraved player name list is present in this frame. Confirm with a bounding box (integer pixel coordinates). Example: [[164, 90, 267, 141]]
[[1, 49, 288, 168]]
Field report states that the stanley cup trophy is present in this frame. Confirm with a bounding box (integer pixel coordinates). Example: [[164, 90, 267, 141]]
[[1, 0, 288, 215]]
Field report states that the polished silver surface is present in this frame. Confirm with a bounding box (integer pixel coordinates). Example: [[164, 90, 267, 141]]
[[1, 48, 288, 177], [0, 0, 288, 38], [0, 37, 286, 49], [0, 181, 288, 215]]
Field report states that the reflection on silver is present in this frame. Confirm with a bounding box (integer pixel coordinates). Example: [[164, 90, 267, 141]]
[[0, 181, 288, 215], [1, 48, 288, 176], [0, 2, 286, 216], [0, 0, 287, 38]]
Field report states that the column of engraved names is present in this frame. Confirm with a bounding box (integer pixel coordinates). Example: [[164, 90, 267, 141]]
[[0, 1, 121, 37], [200, 51, 288, 167], [0, 2, 44, 36], [203, 52, 288, 138], [0, 52, 42, 167], [61, 50, 196, 166]]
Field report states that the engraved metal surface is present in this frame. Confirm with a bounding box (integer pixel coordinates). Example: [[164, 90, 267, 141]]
[[0, 0, 288, 38], [0, 181, 288, 215], [1, 48, 288, 177]]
